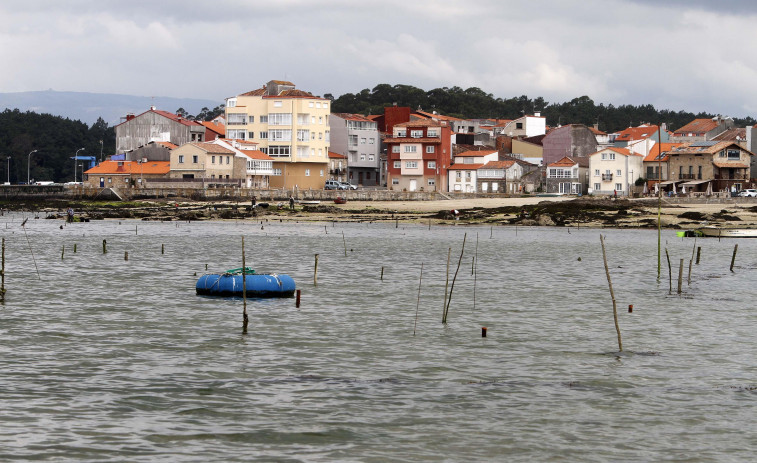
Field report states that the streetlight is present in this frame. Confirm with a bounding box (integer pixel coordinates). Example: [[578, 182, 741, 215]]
[[73, 148, 84, 183], [27, 149, 38, 184], [79, 164, 84, 185], [6, 156, 10, 185]]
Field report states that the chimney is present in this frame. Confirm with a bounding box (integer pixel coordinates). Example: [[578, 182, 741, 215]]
[[534, 111, 541, 117], [150, 105, 156, 111]]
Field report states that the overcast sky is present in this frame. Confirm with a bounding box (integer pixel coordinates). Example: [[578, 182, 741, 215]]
[[2, 0, 757, 118]]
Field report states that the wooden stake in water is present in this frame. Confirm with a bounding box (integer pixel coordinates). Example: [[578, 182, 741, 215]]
[[242, 236, 248, 334], [677, 258, 684, 294], [380, 266, 384, 281], [665, 248, 672, 294], [443, 247, 451, 321], [124, 251, 128, 261], [342, 231, 347, 257], [103, 239, 107, 254], [696, 246, 701, 265], [730, 244, 738, 272], [413, 262, 423, 336], [1, 237, 6, 301], [600, 234, 622, 352], [314, 253, 319, 286], [473, 233, 479, 310], [61, 245, 65, 260], [74, 243, 77, 253], [20, 218, 40, 280], [161, 243, 164, 255], [443, 233, 467, 324], [688, 239, 696, 285]]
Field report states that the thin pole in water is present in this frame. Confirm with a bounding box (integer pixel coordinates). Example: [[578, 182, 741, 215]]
[[242, 236, 248, 334], [20, 218, 40, 280], [443, 247, 451, 322], [342, 231, 347, 257], [473, 233, 478, 310], [677, 258, 684, 294], [314, 253, 319, 286], [730, 244, 738, 272], [600, 234, 622, 352], [665, 248, 672, 294], [443, 233, 467, 324], [413, 262, 423, 336], [1, 237, 6, 301]]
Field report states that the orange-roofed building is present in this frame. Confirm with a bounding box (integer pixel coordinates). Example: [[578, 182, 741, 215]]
[[546, 156, 589, 195], [449, 150, 499, 193], [588, 147, 644, 196], [666, 141, 753, 193], [477, 160, 526, 194], [200, 120, 226, 140], [643, 142, 682, 184], [83, 160, 170, 189], [328, 151, 348, 183]]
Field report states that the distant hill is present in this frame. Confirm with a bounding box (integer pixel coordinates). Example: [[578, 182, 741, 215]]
[[0, 90, 221, 127]]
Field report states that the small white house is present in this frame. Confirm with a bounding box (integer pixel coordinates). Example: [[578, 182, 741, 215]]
[[588, 147, 644, 196]]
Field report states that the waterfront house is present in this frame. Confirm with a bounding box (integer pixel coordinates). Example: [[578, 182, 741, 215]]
[[328, 151, 348, 183], [588, 147, 643, 196], [115, 107, 206, 156], [330, 113, 380, 186], [670, 117, 733, 143], [385, 120, 452, 192], [83, 160, 170, 189], [546, 156, 588, 195], [448, 149, 498, 193], [667, 141, 754, 193]]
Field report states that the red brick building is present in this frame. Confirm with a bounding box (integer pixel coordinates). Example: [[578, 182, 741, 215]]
[[385, 120, 451, 192]]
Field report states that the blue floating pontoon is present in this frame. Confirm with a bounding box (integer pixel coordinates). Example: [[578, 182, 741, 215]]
[[196, 267, 296, 297]]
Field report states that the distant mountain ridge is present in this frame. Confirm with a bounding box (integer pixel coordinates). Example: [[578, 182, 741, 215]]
[[0, 90, 220, 127]]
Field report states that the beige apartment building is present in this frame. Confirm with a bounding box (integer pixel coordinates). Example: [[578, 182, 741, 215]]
[[225, 80, 331, 189]]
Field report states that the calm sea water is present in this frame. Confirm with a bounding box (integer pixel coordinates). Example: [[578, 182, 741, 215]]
[[1, 213, 757, 462]]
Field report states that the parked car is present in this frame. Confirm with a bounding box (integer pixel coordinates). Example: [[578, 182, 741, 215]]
[[340, 182, 358, 190], [324, 180, 346, 190], [738, 189, 757, 197]]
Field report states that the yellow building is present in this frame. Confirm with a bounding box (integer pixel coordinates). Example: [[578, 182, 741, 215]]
[[225, 80, 331, 189]]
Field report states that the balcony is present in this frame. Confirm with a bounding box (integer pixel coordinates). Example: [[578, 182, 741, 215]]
[[601, 173, 613, 181]]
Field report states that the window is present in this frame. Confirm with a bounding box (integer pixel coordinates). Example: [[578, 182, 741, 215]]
[[405, 161, 418, 168], [368, 138, 374, 144], [260, 115, 268, 123], [426, 146, 435, 153], [249, 116, 254, 123], [601, 152, 616, 160], [615, 183, 623, 191], [368, 154, 374, 161], [227, 129, 245, 139], [727, 149, 740, 160], [326, 131, 330, 142], [260, 132, 268, 139], [268, 146, 291, 157], [428, 178, 435, 186], [456, 171, 462, 179], [273, 101, 283, 107], [108, 177, 112, 183], [248, 132, 254, 139], [428, 161, 436, 169], [319, 132, 323, 140], [320, 169, 324, 177], [269, 129, 292, 141], [323, 103, 328, 109], [349, 135, 358, 146], [211, 156, 216, 164], [268, 113, 292, 125], [272, 168, 282, 176], [616, 169, 622, 176], [309, 102, 314, 108], [516, 122, 523, 129], [178, 155, 184, 163], [228, 113, 246, 125], [392, 146, 400, 153], [226, 156, 230, 165], [360, 138, 366, 144], [319, 116, 323, 124], [394, 161, 400, 168], [305, 169, 310, 176], [427, 129, 438, 137], [392, 178, 399, 185], [466, 171, 472, 179], [404, 145, 417, 153], [396, 129, 407, 137], [297, 146, 308, 157], [410, 130, 423, 138], [360, 154, 366, 161], [594, 183, 600, 191], [316, 102, 321, 108], [260, 148, 267, 154], [594, 169, 600, 176]]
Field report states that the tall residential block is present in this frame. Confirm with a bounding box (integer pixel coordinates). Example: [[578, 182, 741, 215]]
[[225, 80, 331, 189], [329, 113, 380, 186]]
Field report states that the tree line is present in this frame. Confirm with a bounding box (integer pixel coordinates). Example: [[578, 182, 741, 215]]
[[0, 109, 114, 184], [329, 84, 756, 133]]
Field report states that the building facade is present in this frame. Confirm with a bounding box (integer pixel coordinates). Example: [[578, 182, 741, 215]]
[[588, 147, 643, 196], [329, 113, 380, 186], [115, 107, 206, 155], [225, 80, 331, 189], [385, 120, 452, 192]]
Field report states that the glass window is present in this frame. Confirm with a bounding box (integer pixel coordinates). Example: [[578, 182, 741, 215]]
[[392, 178, 399, 185], [428, 161, 436, 169], [405, 161, 418, 168], [211, 156, 215, 164], [394, 161, 400, 168], [305, 169, 310, 176], [426, 146, 435, 153], [178, 155, 184, 163], [392, 146, 400, 153]]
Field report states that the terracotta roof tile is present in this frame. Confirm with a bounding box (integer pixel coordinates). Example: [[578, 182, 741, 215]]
[[673, 118, 719, 135], [85, 161, 170, 175], [479, 161, 515, 169], [331, 113, 375, 122], [455, 150, 498, 157], [328, 151, 347, 159], [240, 150, 273, 161], [643, 142, 682, 162], [615, 125, 659, 141], [190, 142, 235, 154]]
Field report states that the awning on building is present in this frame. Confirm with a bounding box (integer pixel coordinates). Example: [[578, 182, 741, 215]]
[[713, 161, 749, 168], [681, 179, 711, 186]]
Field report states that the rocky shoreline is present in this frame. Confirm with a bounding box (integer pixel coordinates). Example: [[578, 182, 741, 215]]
[[4, 196, 757, 230]]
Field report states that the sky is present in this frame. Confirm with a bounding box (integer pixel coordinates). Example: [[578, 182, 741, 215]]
[[2, 0, 757, 118]]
